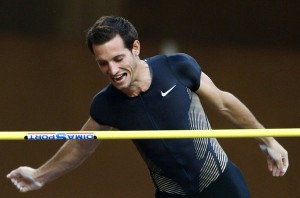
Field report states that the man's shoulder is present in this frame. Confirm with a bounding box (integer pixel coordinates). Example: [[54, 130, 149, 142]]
[[145, 53, 193, 61], [93, 84, 115, 100], [165, 53, 196, 63], [145, 53, 196, 69], [165, 53, 193, 58]]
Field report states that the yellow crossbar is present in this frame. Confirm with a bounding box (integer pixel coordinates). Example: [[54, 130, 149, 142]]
[[0, 128, 299, 140]]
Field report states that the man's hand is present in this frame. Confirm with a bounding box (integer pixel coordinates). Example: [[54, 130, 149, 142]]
[[259, 138, 289, 177], [7, 166, 44, 192]]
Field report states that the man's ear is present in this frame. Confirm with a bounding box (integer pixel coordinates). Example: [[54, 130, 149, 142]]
[[132, 40, 140, 56]]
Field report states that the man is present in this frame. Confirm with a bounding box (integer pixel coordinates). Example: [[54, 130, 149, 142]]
[[7, 16, 288, 197]]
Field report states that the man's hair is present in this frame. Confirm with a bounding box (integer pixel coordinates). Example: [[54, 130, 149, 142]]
[[86, 16, 138, 54]]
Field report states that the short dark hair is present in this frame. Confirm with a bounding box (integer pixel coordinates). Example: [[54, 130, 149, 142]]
[[86, 16, 138, 54]]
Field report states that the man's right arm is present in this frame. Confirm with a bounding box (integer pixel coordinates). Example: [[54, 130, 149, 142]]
[[7, 117, 110, 192]]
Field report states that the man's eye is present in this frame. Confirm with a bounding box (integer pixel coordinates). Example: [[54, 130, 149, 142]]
[[115, 58, 123, 62], [97, 61, 106, 66]]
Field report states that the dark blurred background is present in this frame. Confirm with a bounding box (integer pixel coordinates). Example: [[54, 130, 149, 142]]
[[0, 0, 299, 197]]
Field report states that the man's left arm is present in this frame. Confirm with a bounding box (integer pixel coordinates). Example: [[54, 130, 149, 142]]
[[196, 72, 289, 176]]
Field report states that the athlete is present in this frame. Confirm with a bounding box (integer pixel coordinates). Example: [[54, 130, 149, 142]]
[[7, 16, 289, 197]]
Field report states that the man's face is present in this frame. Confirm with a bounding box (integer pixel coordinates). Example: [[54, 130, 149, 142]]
[[93, 35, 139, 91]]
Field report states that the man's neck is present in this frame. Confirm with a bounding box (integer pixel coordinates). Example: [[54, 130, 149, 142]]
[[123, 60, 151, 97]]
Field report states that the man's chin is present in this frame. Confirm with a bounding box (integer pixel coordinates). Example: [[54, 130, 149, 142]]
[[112, 82, 127, 91]]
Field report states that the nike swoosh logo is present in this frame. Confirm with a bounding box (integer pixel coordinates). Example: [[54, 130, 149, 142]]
[[161, 85, 176, 97]]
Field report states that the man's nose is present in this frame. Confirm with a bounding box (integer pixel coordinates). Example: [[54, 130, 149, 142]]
[[107, 63, 118, 75]]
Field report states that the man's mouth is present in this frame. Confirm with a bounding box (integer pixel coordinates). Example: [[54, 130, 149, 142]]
[[112, 73, 127, 82]]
